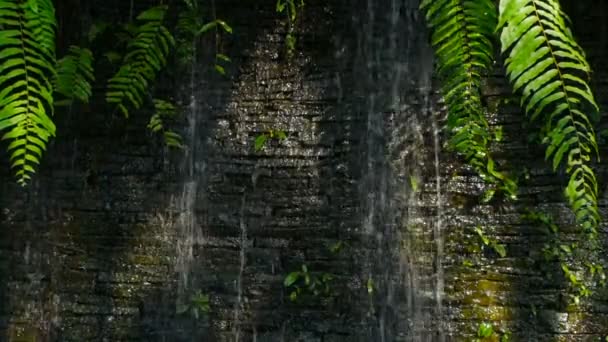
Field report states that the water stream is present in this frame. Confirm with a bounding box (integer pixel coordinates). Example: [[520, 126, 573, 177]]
[[352, 0, 441, 340], [172, 0, 441, 340], [233, 193, 248, 341], [173, 38, 205, 339]]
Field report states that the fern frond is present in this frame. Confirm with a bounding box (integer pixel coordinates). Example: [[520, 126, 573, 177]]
[[498, 0, 600, 233], [31, 0, 55, 55], [176, 7, 202, 37], [148, 99, 183, 148], [54, 46, 94, 106], [421, 0, 516, 197], [0, 0, 56, 185], [106, 6, 175, 118]]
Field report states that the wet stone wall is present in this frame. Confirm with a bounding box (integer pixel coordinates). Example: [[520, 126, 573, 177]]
[[0, 0, 607, 341]]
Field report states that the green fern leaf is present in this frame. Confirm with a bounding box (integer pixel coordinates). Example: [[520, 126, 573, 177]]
[[54, 45, 94, 105], [148, 99, 183, 148], [106, 6, 175, 118], [498, 0, 600, 233], [421, 0, 516, 197], [0, 0, 56, 185]]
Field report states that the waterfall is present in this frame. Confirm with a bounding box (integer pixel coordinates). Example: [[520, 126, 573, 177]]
[[233, 193, 248, 341], [351, 0, 443, 340], [172, 37, 206, 339]]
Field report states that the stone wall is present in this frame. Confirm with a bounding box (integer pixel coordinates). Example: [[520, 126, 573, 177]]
[[0, 0, 607, 341]]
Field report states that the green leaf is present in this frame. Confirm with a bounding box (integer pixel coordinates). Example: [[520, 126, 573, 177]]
[[329, 241, 343, 254], [498, 0, 600, 233], [54, 46, 94, 105], [216, 20, 232, 34], [106, 5, 175, 118], [559, 244, 572, 254], [492, 243, 507, 258], [284, 271, 301, 287], [475, 226, 490, 245], [276, 0, 286, 13], [421, 0, 515, 197], [197, 21, 217, 35], [197, 19, 232, 36], [254, 134, 268, 151], [0, 0, 57, 185], [409, 175, 420, 192], [478, 322, 494, 338], [366, 278, 374, 294], [214, 64, 225, 75], [216, 53, 231, 63], [481, 188, 496, 203]]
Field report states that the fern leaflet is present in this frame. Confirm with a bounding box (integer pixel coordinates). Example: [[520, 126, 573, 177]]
[[148, 99, 183, 149], [498, 0, 600, 233], [54, 45, 94, 106], [420, 0, 516, 198], [106, 6, 175, 118], [0, 0, 57, 185]]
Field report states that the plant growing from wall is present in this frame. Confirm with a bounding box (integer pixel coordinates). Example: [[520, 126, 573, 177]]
[[106, 5, 175, 119], [0, 0, 310, 185], [283, 240, 347, 303], [175, 0, 233, 74], [474, 322, 511, 342], [0, 0, 241, 184], [176, 289, 211, 320], [254, 128, 287, 151], [420, 0, 600, 235], [276, 0, 304, 58], [284, 263, 334, 302], [474, 226, 507, 258], [54, 46, 94, 106], [420, 0, 603, 309], [148, 99, 184, 148], [462, 225, 507, 267], [0, 0, 57, 185], [523, 210, 606, 305], [420, 0, 517, 200]]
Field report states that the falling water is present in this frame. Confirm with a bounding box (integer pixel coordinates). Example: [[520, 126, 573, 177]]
[[174, 38, 204, 327], [429, 82, 445, 341], [352, 0, 443, 340], [233, 193, 248, 341]]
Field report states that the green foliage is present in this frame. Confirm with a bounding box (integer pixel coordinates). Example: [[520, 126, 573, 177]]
[[106, 6, 175, 118], [176, 289, 210, 320], [276, 0, 304, 58], [409, 175, 421, 193], [420, 0, 517, 199], [148, 99, 183, 149], [477, 322, 494, 338], [498, 0, 600, 234], [474, 226, 507, 258], [254, 129, 287, 151], [175, 0, 232, 74], [0, 0, 57, 185], [87, 20, 109, 43], [366, 278, 375, 294], [523, 210, 606, 305], [54, 46, 94, 106], [462, 225, 507, 267], [473, 322, 510, 342], [32, 0, 55, 55], [284, 264, 333, 302], [284, 241, 348, 302]]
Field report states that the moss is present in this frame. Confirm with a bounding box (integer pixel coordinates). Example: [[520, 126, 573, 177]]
[[8, 325, 40, 342]]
